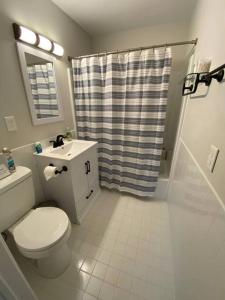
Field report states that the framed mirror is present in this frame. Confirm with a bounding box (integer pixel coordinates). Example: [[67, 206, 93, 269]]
[[16, 42, 64, 125]]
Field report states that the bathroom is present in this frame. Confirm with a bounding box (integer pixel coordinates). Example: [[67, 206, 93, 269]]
[[0, 0, 225, 299]]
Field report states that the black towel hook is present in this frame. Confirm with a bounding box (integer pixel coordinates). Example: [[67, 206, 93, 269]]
[[183, 63, 225, 96]]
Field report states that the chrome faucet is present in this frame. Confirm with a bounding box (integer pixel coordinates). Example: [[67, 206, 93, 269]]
[[49, 135, 65, 148]]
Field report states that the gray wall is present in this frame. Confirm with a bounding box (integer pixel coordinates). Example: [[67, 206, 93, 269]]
[[0, 0, 92, 150], [92, 21, 192, 153]]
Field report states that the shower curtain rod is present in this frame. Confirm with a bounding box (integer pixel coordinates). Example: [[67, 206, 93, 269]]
[[68, 38, 197, 61]]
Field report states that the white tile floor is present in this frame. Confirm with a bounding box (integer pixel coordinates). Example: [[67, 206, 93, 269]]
[[12, 189, 175, 300]]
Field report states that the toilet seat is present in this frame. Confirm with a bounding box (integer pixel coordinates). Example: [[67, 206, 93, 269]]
[[13, 207, 69, 253]]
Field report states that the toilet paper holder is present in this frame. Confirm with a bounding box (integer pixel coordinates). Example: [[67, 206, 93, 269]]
[[49, 164, 68, 174]]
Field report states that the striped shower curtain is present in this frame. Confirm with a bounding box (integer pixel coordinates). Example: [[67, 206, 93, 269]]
[[27, 63, 59, 119], [72, 48, 172, 197]]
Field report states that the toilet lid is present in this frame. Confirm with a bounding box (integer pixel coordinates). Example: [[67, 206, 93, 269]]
[[13, 207, 69, 252]]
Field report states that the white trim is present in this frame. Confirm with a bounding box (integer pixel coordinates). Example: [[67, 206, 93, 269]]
[[0, 235, 38, 300], [16, 42, 64, 125], [167, 52, 195, 197], [180, 138, 225, 213], [0, 274, 19, 300], [67, 68, 77, 136], [0, 131, 76, 155], [10, 135, 55, 152]]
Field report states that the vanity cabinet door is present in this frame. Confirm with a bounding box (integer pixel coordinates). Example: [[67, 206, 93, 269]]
[[71, 144, 99, 201], [71, 144, 100, 221], [86, 146, 99, 188], [71, 153, 89, 201]]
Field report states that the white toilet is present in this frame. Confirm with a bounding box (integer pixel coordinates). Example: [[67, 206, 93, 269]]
[[0, 166, 72, 278]]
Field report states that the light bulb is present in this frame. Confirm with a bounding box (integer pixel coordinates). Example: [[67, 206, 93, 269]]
[[52, 42, 64, 57], [19, 26, 37, 45], [38, 35, 52, 51]]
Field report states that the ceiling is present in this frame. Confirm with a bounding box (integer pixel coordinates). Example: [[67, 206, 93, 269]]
[[52, 0, 197, 36]]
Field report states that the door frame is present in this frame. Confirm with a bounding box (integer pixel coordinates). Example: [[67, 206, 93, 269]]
[[0, 235, 38, 300], [167, 50, 196, 194]]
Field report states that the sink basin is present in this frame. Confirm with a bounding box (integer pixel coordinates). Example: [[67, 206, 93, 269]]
[[34, 139, 97, 160]]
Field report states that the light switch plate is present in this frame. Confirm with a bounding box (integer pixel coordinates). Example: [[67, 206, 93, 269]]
[[4, 116, 18, 132], [207, 145, 219, 173]]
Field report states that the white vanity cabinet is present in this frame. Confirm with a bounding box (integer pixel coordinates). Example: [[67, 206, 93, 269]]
[[34, 140, 100, 223], [71, 145, 99, 219]]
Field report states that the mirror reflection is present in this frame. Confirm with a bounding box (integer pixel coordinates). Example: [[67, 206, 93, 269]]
[[25, 53, 59, 119]]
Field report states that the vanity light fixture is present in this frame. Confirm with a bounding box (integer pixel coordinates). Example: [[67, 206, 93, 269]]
[[13, 23, 37, 45], [52, 42, 64, 57], [37, 35, 53, 52], [12, 23, 64, 57]]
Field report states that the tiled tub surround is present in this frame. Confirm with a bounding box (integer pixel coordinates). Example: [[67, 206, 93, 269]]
[[168, 140, 225, 300], [10, 189, 175, 300]]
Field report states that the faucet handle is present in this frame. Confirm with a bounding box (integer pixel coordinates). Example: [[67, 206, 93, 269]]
[[49, 140, 57, 148], [56, 135, 65, 146]]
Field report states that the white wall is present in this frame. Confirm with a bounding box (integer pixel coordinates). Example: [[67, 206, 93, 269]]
[[168, 0, 225, 298], [0, 0, 92, 203], [92, 21, 193, 152]]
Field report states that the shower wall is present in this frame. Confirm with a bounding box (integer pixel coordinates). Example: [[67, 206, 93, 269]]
[[91, 21, 192, 166]]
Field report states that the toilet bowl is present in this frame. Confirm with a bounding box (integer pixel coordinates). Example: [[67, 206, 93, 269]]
[[9, 207, 72, 278], [0, 166, 72, 278]]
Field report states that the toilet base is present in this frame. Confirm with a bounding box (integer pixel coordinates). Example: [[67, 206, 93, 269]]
[[35, 243, 72, 278]]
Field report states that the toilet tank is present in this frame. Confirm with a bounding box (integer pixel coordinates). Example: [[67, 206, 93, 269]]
[[0, 166, 35, 233]]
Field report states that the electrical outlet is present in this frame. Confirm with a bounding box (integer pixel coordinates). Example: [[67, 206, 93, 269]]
[[4, 116, 18, 132], [207, 145, 219, 173]]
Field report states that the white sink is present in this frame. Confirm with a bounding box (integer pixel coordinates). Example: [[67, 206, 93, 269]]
[[34, 139, 97, 160]]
